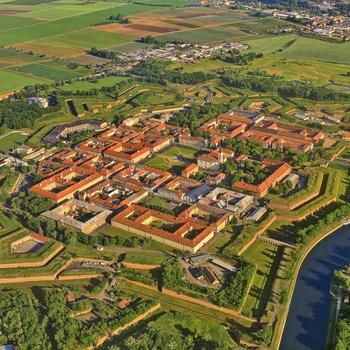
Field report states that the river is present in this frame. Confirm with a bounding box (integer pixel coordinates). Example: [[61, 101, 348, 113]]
[[280, 225, 350, 350]]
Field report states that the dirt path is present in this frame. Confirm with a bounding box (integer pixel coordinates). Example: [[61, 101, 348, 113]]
[[123, 262, 159, 270]]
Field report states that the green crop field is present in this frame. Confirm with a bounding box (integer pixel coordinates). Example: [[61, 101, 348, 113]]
[[0, 71, 46, 94], [277, 37, 350, 64], [0, 49, 45, 68], [157, 25, 249, 44], [14, 63, 83, 80], [243, 34, 297, 55], [0, 15, 38, 32], [33, 30, 138, 52], [231, 17, 292, 33], [163, 20, 200, 29]]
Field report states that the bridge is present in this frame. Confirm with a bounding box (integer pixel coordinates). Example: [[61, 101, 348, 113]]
[[257, 235, 294, 248]]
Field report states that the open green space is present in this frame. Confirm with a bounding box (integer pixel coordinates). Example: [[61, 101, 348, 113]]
[[143, 196, 169, 207], [123, 252, 168, 265], [146, 146, 197, 174], [0, 231, 62, 264], [0, 212, 22, 238], [0, 249, 69, 277], [241, 241, 283, 320], [109, 310, 236, 349], [120, 278, 259, 344], [131, 91, 176, 107], [205, 233, 232, 254], [58, 75, 127, 92], [0, 132, 29, 151]]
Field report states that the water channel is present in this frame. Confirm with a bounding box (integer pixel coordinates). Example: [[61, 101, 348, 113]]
[[280, 225, 350, 350]]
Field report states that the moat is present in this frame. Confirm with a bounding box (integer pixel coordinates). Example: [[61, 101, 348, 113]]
[[280, 225, 350, 350]]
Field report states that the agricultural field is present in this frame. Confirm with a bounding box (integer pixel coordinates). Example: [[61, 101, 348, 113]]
[[13, 63, 83, 80], [230, 17, 295, 33], [277, 37, 350, 64], [0, 49, 44, 68], [0, 70, 46, 94], [157, 25, 250, 44]]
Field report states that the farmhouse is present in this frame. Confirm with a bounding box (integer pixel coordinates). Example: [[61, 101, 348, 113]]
[[111, 204, 214, 253]]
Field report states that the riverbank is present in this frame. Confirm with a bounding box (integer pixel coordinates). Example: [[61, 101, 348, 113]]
[[272, 218, 348, 350]]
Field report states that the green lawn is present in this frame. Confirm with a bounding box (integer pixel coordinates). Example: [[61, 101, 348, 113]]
[[241, 241, 283, 320], [0, 132, 29, 152], [67, 242, 116, 261], [205, 234, 232, 254], [265, 220, 296, 242], [143, 196, 170, 207], [123, 252, 168, 265], [0, 212, 23, 238], [162, 146, 197, 158]]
